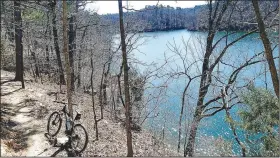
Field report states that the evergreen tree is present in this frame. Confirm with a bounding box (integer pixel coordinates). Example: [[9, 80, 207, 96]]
[[239, 87, 279, 156]]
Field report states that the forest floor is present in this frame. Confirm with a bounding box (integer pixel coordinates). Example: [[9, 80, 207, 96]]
[[0, 70, 178, 157]]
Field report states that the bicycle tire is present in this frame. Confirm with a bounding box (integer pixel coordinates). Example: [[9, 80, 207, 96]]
[[71, 124, 88, 154], [47, 111, 62, 137]]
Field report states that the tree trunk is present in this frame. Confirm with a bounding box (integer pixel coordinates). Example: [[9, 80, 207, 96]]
[[77, 52, 81, 87], [47, 11, 53, 80], [77, 26, 88, 88], [27, 43, 36, 80], [14, 0, 24, 89], [179, 77, 197, 153], [184, 113, 201, 157], [184, 12, 216, 155], [68, 1, 76, 91], [103, 60, 111, 106], [68, 16, 75, 91], [103, 80, 107, 105], [62, 0, 73, 118], [178, 86, 188, 152], [99, 64, 105, 119], [110, 81, 117, 118], [162, 114, 167, 141], [118, 0, 133, 156], [51, 0, 65, 85], [45, 40, 50, 75], [252, 0, 279, 98], [45, 12, 50, 78], [31, 50, 40, 78], [184, 37, 213, 156], [183, 110, 190, 155], [91, 55, 98, 140]]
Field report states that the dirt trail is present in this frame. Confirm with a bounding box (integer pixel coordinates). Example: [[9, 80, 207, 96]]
[[1, 71, 66, 156]]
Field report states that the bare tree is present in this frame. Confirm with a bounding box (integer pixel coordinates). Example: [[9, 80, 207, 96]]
[[118, 0, 133, 156], [183, 1, 259, 156], [91, 50, 99, 140], [151, 2, 279, 156]]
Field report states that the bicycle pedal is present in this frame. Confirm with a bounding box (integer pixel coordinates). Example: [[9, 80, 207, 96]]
[[44, 133, 50, 139], [45, 133, 55, 145]]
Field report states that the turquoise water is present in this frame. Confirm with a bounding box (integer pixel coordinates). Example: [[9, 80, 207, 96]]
[[129, 29, 278, 155]]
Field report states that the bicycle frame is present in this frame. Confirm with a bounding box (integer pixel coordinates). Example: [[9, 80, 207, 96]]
[[60, 104, 81, 136], [59, 105, 73, 135]]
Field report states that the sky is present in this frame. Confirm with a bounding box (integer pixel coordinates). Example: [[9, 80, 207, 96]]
[[85, 1, 207, 15]]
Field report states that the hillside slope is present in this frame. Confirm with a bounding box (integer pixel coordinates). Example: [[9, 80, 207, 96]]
[[0, 70, 178, 157]]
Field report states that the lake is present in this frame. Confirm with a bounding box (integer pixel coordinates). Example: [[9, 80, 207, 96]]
[[128, 29, 278, 156]]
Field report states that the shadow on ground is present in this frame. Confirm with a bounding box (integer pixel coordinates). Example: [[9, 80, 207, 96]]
[[1, 88, 22, 96], [1, 80, 22, 96], [49, 145, 82, 157], [1, 79, 15, 85], [1, 107, 38, 152], [1, 99, 49, 153], [14, 98, 49, 119]]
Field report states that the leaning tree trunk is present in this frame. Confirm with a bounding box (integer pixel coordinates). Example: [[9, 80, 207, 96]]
[[178, 76, 199, 153], [184, 109, 201, 157], [118, 0, 133, 156], [184, 32, 214, 156], [51, 0, 65, 85], [184, 2, 218, 153], [252, 0, 279, 98], [178, 86, 188, 152], [14, 0, 24, 89]]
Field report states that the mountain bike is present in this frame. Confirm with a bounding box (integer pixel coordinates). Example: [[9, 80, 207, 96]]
[[46, 103, 88, 154]]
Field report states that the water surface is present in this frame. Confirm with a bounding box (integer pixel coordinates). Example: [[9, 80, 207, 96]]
[[129, 29, 278, 155]]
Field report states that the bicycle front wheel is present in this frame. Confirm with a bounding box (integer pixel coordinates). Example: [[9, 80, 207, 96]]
[[71, 124, 88, 154], [47, 111, 62, 137]]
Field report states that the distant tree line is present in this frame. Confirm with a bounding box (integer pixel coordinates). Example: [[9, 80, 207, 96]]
[[102, 1, 278, 32]]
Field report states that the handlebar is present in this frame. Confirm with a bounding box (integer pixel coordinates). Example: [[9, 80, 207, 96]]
[[54, 101, 80, 118]]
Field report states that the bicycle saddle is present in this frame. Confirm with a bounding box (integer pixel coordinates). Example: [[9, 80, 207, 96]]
[[75, 109, 81, 115]]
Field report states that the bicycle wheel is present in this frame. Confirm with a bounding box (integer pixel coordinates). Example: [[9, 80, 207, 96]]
[[47, 111, 62, 137], [71, 124, 88, 154]]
